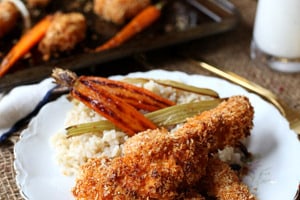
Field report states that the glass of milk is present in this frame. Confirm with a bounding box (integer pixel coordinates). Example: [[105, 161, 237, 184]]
[[251, 0, 300, 73]]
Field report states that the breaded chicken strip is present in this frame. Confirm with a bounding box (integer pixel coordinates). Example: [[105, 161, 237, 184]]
[[201, 157, 256, 200], [177, 95, 254, 153], [124, 95, 254, 154], [73, 96, 254, 200], [74, 128, 209, 199], [93, 0, 151, 24], [38, 12, 86, 60]]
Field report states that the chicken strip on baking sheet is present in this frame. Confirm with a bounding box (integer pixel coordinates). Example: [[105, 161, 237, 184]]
[[73, 96, 254, 200], [38, 12, 86, 60], [93, 0, 151, 24]]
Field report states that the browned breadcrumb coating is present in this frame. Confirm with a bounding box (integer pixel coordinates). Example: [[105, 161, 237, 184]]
[[74, 128, 209, 199], [124, 95, 254, 154], [0, 1, 19, 38], [26, 0, 50, 7], [38, 12, 86, 60], [122, 127, 169, 154], [201, 157, 256, 200], [180, 189, 206, 200], [73, 96, 254, 200], [178, 95, 254, 152], [93, 0, 151, 24]]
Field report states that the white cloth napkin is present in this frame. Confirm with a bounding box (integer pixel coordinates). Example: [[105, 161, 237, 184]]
[[0, 78, 57, 141]]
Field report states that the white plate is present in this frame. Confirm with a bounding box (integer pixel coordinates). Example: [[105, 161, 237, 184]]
[[14, 70, 300, 200]]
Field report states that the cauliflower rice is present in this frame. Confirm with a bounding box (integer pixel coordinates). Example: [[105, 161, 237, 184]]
[[51, 79, 243, 176]]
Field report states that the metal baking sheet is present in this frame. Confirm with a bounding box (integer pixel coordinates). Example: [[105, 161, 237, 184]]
[[0, 0, 239, 91]]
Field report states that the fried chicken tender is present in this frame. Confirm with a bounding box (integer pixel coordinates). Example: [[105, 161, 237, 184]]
[[93, 0, 151, 24], [124, 96, 254, 155], [178, 95, 254, 153], [201, 157, 256, 200], [38, 12, 86, 60], [74, 128, 209, 199], [73, 96, 254, 200]]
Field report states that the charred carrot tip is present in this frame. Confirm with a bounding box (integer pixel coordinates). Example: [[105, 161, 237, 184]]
[[0, 15, 53, 77]]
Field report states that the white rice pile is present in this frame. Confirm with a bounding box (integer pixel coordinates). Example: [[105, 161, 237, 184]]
[[51, 80, 241, 176], [51, 100, 128, 176]]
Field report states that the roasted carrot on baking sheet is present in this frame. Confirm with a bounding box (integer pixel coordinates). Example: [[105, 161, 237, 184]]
[[95, 3, 163, 52], [0, 15, 53, 77]]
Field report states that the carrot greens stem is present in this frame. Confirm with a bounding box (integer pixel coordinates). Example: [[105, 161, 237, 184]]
[[66, 99, 222, 137]]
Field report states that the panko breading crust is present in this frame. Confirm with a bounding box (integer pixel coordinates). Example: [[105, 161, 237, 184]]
[[73, 96, 255, 200], [201, 157, 256, 200], [38, 12, 86, 60]]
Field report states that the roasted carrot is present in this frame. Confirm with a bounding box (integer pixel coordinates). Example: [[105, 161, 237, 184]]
[[80, 76, 175, 111], [52, 68, 174, 135], [72, 80, 157, 136], [0, 15, 53, 77], [95, 3, 163, 52]]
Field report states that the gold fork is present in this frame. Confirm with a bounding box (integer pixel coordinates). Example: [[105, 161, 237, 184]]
[[187, 58, 300, 135]]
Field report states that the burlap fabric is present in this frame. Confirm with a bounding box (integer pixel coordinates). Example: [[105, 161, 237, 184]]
[[1, 1, 299, 199]]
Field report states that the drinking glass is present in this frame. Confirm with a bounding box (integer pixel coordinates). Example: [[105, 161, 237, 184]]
[[251, 0, 300, 73]]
